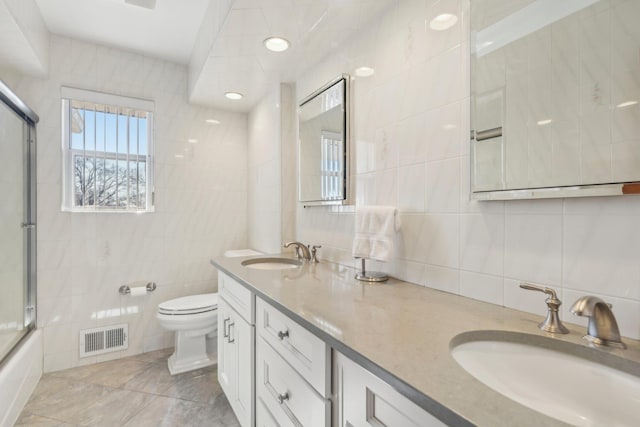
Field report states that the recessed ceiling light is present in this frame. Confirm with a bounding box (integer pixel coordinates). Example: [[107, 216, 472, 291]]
[[225, 92, 243, 100], [537, 119, 552, 126], [206, 119, 220, 124], [263, 37, 290, 52], [188, 138, 198, 143], [429, 13, 458, 31], [617, 100, 638, 108], [174, 154, 185, 159], [355, 66, 375, 77], [443, 124, 457, 130]]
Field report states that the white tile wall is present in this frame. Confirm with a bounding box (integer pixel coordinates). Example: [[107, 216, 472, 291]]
[[248, 86, 282, 254], [294, 0, 640, 340], [4, 35, 248, 372]]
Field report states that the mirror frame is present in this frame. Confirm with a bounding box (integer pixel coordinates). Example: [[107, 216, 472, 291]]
[[298, 74, 350, 207]]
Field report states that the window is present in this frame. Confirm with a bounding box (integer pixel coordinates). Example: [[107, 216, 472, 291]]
[[61, 87, 154, 212]]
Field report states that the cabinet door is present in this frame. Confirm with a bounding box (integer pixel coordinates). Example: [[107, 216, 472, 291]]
[[229, 307, 254, 427], [219, 296, 255, 427], [334, 352, 445, 427], [218, 298, 236, 399]]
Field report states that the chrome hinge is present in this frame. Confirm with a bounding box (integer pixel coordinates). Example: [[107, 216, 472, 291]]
[[21, 223, 36, 229]]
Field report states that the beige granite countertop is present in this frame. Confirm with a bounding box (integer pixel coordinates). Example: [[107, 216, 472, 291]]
[[211, 255, 640, 427]]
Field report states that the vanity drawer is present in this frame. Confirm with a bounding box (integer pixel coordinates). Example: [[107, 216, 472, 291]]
[[257, 336, 330, 427], [218, 272, 253, 324], [256, 297, 330, 397], [256, 396, 279, 427], [334, 351, 446, 427]]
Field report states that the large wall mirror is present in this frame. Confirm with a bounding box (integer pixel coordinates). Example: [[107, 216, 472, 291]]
[[298, 75, 349, 206], [471, 0, 640, 200]]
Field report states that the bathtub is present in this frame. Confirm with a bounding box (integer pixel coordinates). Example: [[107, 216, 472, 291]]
[[0, 329, 42, 427]]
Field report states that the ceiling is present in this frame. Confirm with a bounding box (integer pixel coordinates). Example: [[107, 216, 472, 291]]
[[189, 0, 396, 112], [21, 0, 396, 112], [35, 0, 209, 64]]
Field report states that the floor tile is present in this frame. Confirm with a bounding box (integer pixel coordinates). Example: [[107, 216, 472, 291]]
[[65, 388, 156, 426], [14, 413, 75, 426], [17, 349, 238, 426], [50, 358, 152, 388], [22, 376, 113, 420], [126, 348, 174, 364], [122, 362, 176, 395], [122, 395, 239, 427]]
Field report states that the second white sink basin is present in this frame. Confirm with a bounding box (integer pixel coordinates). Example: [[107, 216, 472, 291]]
[[241, 257, 302, 270], [451, 331, 640, 426]]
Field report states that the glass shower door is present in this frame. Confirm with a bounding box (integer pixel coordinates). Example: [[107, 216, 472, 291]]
[[0, 98, 32, 361]]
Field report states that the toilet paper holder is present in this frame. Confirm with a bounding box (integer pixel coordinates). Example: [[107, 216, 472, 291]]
[[119, 282, 156, 295]]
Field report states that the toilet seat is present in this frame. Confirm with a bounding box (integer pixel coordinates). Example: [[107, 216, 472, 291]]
[[158, 294, 218, 316]]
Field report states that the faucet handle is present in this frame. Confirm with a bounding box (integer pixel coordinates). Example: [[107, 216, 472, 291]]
[[292, 246, 301, 259], [520, 282, 569, 334], [310, 245, 321, 263], [519, 283, 558, 299]]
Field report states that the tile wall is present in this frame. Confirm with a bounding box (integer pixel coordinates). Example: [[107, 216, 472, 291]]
[[294, 0, 640, 340], [247, 82, 297, 254], [3, 35, 248, 372], [248, 86, 282, 254]]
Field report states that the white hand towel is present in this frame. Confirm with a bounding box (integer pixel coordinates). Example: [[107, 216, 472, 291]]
[[352, 206, 401, 262]]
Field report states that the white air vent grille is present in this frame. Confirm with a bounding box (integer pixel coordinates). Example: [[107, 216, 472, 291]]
[[79, 324, 128, 357]]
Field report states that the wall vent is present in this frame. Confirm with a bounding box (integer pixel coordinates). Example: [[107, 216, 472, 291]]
[[79, 324, 128, 357]]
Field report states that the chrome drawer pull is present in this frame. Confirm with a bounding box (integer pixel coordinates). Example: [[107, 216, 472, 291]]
[[223, 317, 230, 337], [228, 322, 235, 343], [277, 392, 289, 404], [277, 330, 289, 340]]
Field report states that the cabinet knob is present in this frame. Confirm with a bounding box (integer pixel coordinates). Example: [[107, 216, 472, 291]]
[[277, 330, 289, 340], [277, 392, 289, 404]]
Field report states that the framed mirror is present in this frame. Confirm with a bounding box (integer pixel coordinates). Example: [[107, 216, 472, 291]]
[[471, 0, 640, 200], [298, 74, 349, 206]]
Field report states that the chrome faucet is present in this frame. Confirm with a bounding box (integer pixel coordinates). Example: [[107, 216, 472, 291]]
[[519, 283, 569, 334], [571, 296, 627, 349], [284, 241, 311, 262]]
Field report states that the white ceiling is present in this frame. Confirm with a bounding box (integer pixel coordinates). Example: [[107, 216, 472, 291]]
[[35, 0, 210, 64], [190, 0, 396, 112], [24, 0, 396, 112]]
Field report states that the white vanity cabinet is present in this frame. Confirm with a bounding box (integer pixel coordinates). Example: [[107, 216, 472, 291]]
[[255, 297, 331, 426], [334, 352, 446, 427], [216, 269, 446, 427], [218, 272, 254, 427]]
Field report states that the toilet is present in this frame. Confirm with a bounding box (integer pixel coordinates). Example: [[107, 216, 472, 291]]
[[156, 293, 219, 375], [156, 249, 262, 375]]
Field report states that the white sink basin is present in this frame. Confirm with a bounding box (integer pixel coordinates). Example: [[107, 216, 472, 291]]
[[241, 257, 303, 270], [451, 331, 640, 426]]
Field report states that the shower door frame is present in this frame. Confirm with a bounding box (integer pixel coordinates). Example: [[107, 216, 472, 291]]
[[0, 80, 38, 365]]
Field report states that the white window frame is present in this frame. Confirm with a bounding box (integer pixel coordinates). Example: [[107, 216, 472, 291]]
[[61, 87, 155, 213]]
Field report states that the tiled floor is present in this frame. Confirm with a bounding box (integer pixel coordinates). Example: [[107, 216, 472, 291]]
[[15, 348, 240, 427]]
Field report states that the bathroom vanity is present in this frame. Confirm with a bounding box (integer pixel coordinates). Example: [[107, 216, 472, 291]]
[[211, 255, 640, 427]]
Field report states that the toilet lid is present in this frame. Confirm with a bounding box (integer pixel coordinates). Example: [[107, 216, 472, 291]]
[[158, 293, 218, 315]]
